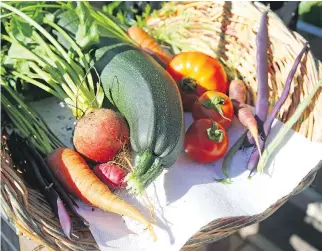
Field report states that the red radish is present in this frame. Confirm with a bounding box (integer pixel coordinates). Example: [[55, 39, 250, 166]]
[[93, 162, 126, 190], [73, 109, 130, 163]]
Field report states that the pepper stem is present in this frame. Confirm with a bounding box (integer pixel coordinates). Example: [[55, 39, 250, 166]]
[[207, 122, 224, 142], [201, 96, 231, 121], [179, 77, 197, 93]]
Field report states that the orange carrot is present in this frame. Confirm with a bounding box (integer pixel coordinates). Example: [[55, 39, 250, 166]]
[[47, 148, 156, 240], [229, 80, 261, 157], [127, 26, 172, 65]]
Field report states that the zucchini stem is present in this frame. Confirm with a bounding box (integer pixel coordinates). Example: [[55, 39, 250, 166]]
[[126, 151, 163, 195]]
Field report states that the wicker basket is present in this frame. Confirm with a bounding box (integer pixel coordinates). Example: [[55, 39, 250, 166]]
[[1, 1, 322, 251]]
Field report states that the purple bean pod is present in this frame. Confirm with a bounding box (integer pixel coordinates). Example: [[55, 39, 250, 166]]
[[247, 43, 309, 175], [27, 141, 88, 225], [255, 10, 269, 124], [23, 148, 73, 239], [244, 10, 269, 147], [263, 43, 309, 136]]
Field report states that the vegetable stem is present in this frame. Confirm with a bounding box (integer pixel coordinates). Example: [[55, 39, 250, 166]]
[[1, 82, 64, 155], [0, 4, 62, 19], [86, 4, 135, 45], [207, 122, 224, 142], [133, 151, 154, 177], [11, 71, 61, 99], [43, 18, 96, 97], [127, 158, 163, 195], [1, 95, 52, 153], [28, 62, 70, 100], [180, 77, 197, 92], [202, 97, 231, 121]]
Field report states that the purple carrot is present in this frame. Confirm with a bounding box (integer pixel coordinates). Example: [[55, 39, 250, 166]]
[[263, 43, 309, 136]]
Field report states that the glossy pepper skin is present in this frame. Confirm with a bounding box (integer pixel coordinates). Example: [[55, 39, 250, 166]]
[[192, 91, 234, 129], [184, 119, 229, 163]]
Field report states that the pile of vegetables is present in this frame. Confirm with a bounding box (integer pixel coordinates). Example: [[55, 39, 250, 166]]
[[0, 1, 183, 240], [1, 1, 321, 246], [1, 1, 184, 198], [143, 8, 320, 183], [1, 82, 155, 239]]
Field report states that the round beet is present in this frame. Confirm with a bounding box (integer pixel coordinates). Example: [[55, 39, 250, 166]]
[[73, 109, 130, 162]]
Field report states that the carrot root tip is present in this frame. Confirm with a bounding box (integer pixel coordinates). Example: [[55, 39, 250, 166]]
[[148, 224, 157, 242]]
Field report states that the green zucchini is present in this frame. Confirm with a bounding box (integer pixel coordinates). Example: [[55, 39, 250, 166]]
[[95, 44, 184, 194]]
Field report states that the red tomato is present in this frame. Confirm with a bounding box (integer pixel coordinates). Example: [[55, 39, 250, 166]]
[[184, 119, 229, 163], [192, 91, 234, 128], [166, 51, 228, 111]]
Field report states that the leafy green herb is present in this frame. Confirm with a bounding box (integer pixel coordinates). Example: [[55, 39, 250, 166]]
[[102, 1, 122, 16], [0, 2, 110, 118], [10, 16, 33, 42], [75, 2, 99, 50]]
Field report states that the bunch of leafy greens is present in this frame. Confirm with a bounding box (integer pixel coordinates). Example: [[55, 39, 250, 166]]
[[0, 1, 134, 119]]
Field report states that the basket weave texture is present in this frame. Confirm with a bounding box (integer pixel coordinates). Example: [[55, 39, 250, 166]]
[[1, 1, 322, 251]]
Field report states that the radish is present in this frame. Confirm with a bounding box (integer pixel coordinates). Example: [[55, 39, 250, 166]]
[[93, 162, 126, 190], [73, 109, 130, 163]]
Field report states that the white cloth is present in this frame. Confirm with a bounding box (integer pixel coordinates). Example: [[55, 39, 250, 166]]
[[34, 97, 322, 251]]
